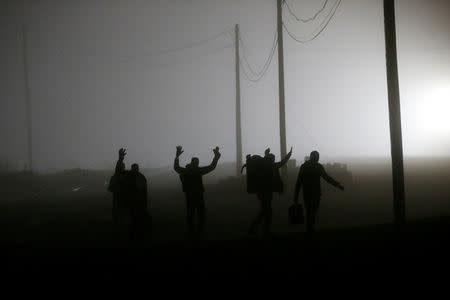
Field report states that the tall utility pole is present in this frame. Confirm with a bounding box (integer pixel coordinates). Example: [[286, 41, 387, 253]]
[[383, 0, 405, 225], [22, 27, 33, 172], [277, 0, 288, 177], [234, 24, 243, 177]]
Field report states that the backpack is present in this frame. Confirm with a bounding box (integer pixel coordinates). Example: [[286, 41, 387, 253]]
[[244, 155, 273, 193]]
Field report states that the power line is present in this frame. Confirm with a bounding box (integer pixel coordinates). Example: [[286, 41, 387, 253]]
[[239, 36, 278, 82], [284, 0, 330, 23], [156, 27, 233, 56], [149, 43, 234, 70], [283, 0, 341, 43], [284, 0, 341, 43], [112, 27, 233, 65], [225, 29, 276, 79], [234, 28, 279, 82], [239, 37, 262, 76], [238, 29, 278, 77]]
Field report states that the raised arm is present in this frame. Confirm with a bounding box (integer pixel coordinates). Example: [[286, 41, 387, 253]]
[[199, 147, 221, 175], [115, 148, 126, 174], [240, 163, 247, 174], [173, 146, 187, 175], [275, 147, 293, 168], [320, 165, 344, 191]]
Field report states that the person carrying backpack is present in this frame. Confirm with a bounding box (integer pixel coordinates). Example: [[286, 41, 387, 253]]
[[242, 147, 292, 239]]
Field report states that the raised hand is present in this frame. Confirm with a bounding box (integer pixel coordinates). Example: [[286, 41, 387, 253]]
[[285, 146, 293, 159], [213, 146, 221, 157], [118, 148, 126, 160], [264, 147, 271, 157], [176, 145, 184, 158]]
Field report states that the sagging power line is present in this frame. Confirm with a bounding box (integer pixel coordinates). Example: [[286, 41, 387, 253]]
[[239, 32, 277, 77], [238, 34, 278, 82], [222, 29, 278, 82], [155, 27, 234, 56], [236, 0, 343, 83], [283, 0, 342, 43], [284, 0, 330, 23]]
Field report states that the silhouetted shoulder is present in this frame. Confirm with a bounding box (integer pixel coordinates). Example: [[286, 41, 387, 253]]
[[136, 173, 147, 188], [137, 172, 147, 182]]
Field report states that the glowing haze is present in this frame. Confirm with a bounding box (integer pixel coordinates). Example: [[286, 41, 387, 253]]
[[0, 0, 449, 171]]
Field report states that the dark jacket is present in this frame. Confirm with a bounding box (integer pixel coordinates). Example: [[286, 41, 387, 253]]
[[123, 171, 148, 211], [174, 155, 220, 193], [108, 169, 147, 211], [295, 161, 341, 198]]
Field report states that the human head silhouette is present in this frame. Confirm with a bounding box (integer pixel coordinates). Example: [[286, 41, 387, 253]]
[[131, 163, 139, 172], [267, 153, 275, 163], [310, 151, 320, 163], [190, 157, 199, 168]]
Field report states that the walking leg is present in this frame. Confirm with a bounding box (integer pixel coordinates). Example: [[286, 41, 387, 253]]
[[262, 193, 273, 239], [186, 195, 195, 241], [197, 193, 206, 241], [248, 193, 264, 235]]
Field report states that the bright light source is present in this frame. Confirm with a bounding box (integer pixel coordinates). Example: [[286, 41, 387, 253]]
[[417, 85, 450, 137]]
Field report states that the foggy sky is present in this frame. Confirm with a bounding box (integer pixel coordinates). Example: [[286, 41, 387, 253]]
[[0, 0, 449, 171]]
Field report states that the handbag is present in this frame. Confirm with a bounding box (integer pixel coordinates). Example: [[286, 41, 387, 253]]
[[289, 203, 304, 224]]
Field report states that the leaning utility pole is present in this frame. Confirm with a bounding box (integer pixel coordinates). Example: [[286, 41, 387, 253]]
[[235, 24, 243, 177], [22, 27, 33, 172], [383, 0, 405, 225], [277, 0, 288, 177]]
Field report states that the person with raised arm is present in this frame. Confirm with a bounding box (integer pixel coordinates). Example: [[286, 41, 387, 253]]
[[174, 145, 221, 241]]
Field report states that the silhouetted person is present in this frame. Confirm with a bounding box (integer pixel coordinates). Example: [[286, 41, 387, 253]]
[[108, 149, 150, 244], [174, 145, 221, 241], [108, 148, 127, 231], [244, 147, 292, 239], [293, 151, 344, 237], [127, 163, 150, 244]]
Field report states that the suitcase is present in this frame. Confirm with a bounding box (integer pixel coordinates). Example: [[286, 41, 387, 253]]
[[289, 203, 304, 224]]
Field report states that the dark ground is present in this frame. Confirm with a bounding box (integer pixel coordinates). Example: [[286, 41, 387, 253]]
[[1, 164, 449, 289], [2, 216, 450, 287]]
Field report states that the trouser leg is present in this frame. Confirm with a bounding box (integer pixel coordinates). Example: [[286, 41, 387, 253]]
[[261, 193, 273, 237], [248, 193, 264, 234], [129, 209, 140, 244], [197, 194, 206, 240], [248, 212, 263, 234], [186, 195, 196, 240], [112, 196, 120, 229], [305, 197, 320, 235]]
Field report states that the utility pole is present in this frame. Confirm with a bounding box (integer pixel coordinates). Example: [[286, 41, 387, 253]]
[[383, 0, 405, 225], [22, 27, 33, 173], [235, 24, 243, 177], [277, 0, 288, 177]]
